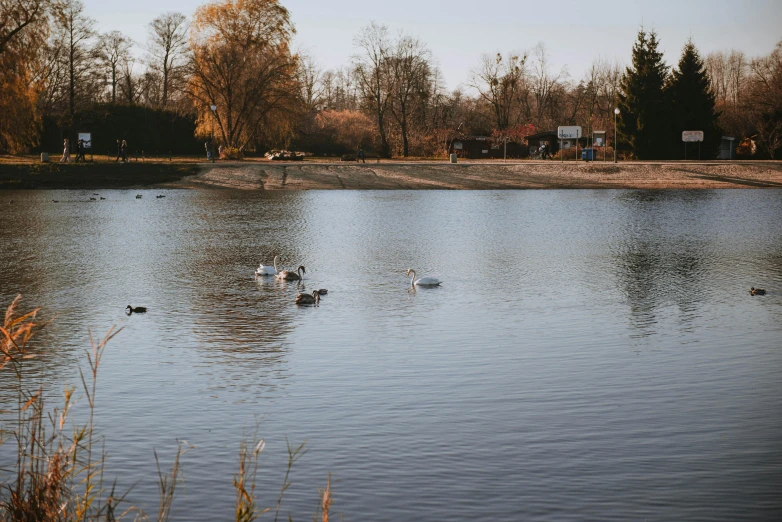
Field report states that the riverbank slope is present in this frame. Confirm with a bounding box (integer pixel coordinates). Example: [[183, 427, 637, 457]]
[[2, 159, 782, 190]]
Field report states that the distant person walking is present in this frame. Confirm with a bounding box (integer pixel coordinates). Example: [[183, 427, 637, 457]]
[[75, 139, 85, 162], [114, 139, 122, 162], [205, 138, 213, 162], [121, 140, 128, 163], [60, 139, 70, 163], [358, 148, 365, 163]]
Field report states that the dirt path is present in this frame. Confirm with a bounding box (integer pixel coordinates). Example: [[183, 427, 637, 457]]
[[166, 161, 782, 190]]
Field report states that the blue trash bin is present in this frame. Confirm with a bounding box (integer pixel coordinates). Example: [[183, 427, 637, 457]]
[[581, 148, 596, 160]]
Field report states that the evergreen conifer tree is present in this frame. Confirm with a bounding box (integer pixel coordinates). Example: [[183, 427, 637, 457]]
[[617, 30, 669, 159], [666, 40, 722, 159]]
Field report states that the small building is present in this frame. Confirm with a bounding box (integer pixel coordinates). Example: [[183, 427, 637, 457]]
[[524, 131, 561, 155], [525, 130, 592, 156], [449, 136, 527, 159], [718, 136, 735, 160]]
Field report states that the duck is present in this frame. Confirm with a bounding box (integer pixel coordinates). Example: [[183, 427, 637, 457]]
[[135, 194, 142, 199], [52, 200, 59, 203], [125, 305, 147, 314], [316, 289, 328, 295], [100, 197, 106, 200], [295, 290, 320, 306], [276, 265, 305, 281], [255, 255, 281, 276], [89, 197, 96, 201], [407, 268, 441, 287], [156, 194, 166, 198], [750, 287, 766, 296]]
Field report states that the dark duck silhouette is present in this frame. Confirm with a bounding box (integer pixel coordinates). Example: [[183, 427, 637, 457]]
[[125, 305, 148, 314], [749, 287, 766, 296], [295, 291, 320, 306]]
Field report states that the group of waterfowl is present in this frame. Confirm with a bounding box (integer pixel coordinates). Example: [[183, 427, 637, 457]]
[[50, 193, 168, 203], [254, 256, 442, 307], [255, 256, 326, 305]]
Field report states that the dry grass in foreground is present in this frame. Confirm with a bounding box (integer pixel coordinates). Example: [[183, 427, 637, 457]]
[[0, 295, 333, 521]]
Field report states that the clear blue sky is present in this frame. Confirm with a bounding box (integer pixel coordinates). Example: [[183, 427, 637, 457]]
[[84, 0, 782, 90]]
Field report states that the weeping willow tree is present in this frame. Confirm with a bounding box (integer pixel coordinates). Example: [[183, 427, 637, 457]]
[[187, 0, 301, 152]]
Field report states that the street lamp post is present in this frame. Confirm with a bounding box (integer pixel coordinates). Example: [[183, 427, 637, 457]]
[[210, 104, 217, 163], [613, 107, 620, 163]]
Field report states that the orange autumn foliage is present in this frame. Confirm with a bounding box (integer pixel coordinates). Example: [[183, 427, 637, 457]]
[[188, 0, 300, 151]]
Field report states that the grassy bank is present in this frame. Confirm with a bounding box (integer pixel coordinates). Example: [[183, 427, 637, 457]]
[[0, 161, 200, 189]]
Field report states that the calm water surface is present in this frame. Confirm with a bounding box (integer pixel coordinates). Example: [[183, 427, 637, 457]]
[[1, 188, 781, 521]]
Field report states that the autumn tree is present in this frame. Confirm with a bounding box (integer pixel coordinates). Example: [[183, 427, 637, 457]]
[[320, 67, 359, 111], [147, 12, 188, 107], [97, 30, 132, 103], [312, 110, 374, 154], [389, 35, 432, 157], [353, 22, 396, 157], [529, 43, 567, 129], [188, 0, 300, 151], [51, 0, 97, 131], [0, 0, 47, 57], [470, 51, 526, 130], [0, 0, 49, 152], [705, 49, 750, 140], [296, 53, 324, 112], [746, 40, 782, 158]]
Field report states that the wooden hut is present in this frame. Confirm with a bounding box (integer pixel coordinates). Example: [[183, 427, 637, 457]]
[[448, 136, 527, 159]]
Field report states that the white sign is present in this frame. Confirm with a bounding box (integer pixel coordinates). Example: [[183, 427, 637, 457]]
[[558, 126, 582, 139], [595, 137, 604, 146], [78, 132, 92, 149], [563, 141, 571, 149], [682, 130, 704, 142]]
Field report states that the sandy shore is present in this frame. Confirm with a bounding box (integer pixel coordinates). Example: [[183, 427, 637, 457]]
[[2, 159, 782, 190], [167, 160, 782, 190]]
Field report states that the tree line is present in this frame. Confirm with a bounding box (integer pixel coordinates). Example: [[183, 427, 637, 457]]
[[1, 0, 780, 159]]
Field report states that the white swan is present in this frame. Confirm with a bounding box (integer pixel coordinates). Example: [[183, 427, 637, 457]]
[[255, 255, 281, 276], [407, 269, 441, 287]]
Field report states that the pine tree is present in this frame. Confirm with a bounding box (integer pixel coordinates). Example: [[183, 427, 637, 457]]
[[666, 40, 722, 159], [617, 30, 669, 159]]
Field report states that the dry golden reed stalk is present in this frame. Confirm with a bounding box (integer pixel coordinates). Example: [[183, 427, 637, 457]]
[[1, 296, 331, 522]]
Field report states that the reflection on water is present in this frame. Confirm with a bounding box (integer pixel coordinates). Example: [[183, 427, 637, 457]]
[[1, 188, 781, 521]]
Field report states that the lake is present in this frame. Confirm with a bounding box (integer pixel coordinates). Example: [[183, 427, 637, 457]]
[[1, 188, 781, 521]]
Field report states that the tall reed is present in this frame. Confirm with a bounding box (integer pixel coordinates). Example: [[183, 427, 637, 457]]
[[1, 296, 334, 521]]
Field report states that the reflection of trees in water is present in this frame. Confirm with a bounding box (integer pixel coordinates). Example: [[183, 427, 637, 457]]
[[184, 193, 310, 396], [613, 190, 715, 338], [0, 195, 87, 398]]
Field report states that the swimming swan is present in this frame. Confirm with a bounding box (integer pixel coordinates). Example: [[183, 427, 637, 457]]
[[295, 290, 320, 306], [276, 265, 305, 281], [256, 255, 281, 276], [407, 269, 441, 287]]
